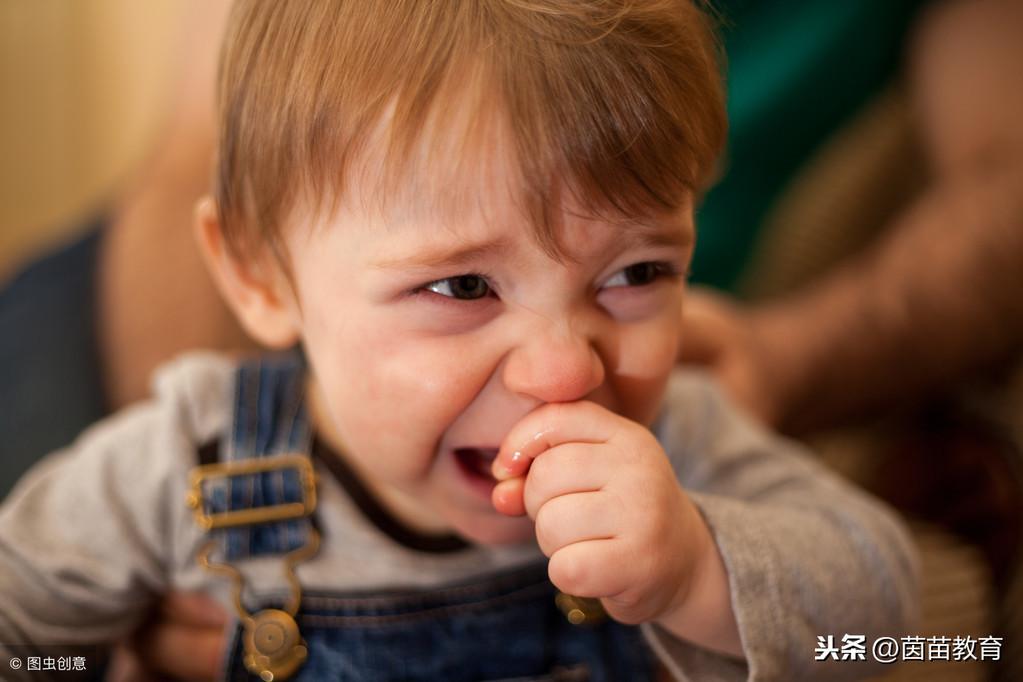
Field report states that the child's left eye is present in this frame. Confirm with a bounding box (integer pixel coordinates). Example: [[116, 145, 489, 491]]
[[423, 274, 493, 300], [602, 261, 680, 289]]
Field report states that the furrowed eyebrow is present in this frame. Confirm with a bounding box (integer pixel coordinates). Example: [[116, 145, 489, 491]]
[[623, 228, 693, 251], [371, 221, 690, 271], [372, 237, 511, 270]]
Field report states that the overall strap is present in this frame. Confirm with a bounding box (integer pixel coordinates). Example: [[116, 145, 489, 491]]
[[226, 352, 310, 462], [190, 351, 316, 561]]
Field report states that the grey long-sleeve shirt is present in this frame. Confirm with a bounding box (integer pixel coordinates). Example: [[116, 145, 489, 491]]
[[0, 353, 918, 680]]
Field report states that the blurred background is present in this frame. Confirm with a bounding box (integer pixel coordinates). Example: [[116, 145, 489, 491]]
[[0, 0, 184, 282]]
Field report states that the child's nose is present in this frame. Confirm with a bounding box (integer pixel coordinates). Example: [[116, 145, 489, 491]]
[[502, 325, 606, 404]]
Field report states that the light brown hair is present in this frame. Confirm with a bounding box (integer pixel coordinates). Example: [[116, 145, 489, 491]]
[[215, 0, 726, 259]]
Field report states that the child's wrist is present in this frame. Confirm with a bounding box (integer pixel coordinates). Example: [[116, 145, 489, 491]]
[[652, 515, 744, 658], [659, 513, 715, 620]]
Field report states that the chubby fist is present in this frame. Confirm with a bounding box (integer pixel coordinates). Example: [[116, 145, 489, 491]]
[[490, 400, 715, 626]]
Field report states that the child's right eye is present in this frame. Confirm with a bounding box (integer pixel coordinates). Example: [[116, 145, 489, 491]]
[[422, 274, 493, 301]]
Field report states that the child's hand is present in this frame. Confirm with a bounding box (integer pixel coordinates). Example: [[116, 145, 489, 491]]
[[490, 401, 717, 627]]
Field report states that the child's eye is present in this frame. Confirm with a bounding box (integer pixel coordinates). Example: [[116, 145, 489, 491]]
[[602, 261, 680, 289], [423, 274, 493, 300]]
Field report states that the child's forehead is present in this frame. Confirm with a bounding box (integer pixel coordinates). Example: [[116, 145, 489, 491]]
[[337, 166, 695, 274], [334, 172, 694, 270], [365, 208, 694, 277], [346, 84, 526, 218], [319, 91, 694, 262]]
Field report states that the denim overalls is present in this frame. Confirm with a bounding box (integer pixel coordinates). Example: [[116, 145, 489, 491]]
[[189, 354, 657, 681]]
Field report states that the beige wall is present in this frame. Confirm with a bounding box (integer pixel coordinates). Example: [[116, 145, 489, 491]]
[[0, 0, 184, 280]]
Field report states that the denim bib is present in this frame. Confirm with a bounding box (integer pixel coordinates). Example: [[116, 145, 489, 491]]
[[190, 353, 657, 681]]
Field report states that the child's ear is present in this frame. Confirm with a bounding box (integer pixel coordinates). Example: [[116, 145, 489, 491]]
[[193, 197, 300, 349]]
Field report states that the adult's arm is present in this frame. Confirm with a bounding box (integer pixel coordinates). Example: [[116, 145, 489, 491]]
[[97, 0, 254, 413]]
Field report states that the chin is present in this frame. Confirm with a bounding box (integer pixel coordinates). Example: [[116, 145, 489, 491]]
[[450, 512, 536, 547]]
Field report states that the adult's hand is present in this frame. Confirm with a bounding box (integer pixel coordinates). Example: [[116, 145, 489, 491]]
[[107, 592, 228, 682], [679, 289, 786, 427]]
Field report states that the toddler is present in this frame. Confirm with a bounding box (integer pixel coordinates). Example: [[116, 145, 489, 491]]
[[0, 1, 917, 680]]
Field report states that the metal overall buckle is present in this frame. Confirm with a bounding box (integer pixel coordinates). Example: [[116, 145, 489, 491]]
[[186, 454, 317, 530], [187, 455, 319, 681], [555, 592, 607, 626]]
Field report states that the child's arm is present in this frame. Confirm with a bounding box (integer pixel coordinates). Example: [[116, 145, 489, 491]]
[[652, 372, 919, 680], [492, 370, 919, 681], [0, 407, 171, 668], [0, 357, 223, 677]]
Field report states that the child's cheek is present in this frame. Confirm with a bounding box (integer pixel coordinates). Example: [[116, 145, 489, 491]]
[[608, 318, 680, 425], [365, 338, 494, 435], [613, 315, 681, 377]]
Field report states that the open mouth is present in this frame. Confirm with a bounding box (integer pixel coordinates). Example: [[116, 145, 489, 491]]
[[453, 447, 499, 482]]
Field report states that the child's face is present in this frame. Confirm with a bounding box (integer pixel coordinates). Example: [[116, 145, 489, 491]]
[[278, 177, 692, 546]]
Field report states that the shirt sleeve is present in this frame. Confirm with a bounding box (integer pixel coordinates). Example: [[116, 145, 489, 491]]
[[0, 394, 203, 675], [643, 371, 920, 682]]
